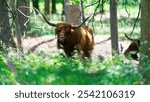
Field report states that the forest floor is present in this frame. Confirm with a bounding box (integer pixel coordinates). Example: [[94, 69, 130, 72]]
[[22, 35, 130, 60]]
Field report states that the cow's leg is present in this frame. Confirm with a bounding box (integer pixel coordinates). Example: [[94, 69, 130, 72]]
[[83, 50, 91, 58], [64, 47, 74, 57]]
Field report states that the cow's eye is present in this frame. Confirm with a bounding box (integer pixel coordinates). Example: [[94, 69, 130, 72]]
[[57, 29, 61, 33]]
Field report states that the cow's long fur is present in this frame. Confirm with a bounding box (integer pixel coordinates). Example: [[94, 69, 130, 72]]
[[124, 41, 139, 60], [124, 33, 140, 61], [56, 23, 94, 58]]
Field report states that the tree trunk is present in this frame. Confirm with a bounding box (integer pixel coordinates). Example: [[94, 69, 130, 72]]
[[32, 0, 40, 14], [80, 0, 85, 22], [44, 0, 50, 15], [110, 0, 119, 56], [10, 0, 15, 10], [15, 0, 30, 52], [16, 0, 30, 31], [64, 0, 81, 25], [0, 0, 16, 48], [100, 0, 105, 13], [141, 0, 150, 59], [51, 0, 56, 14], [14, 12, 23, 52], [61, 0, 65, 21]]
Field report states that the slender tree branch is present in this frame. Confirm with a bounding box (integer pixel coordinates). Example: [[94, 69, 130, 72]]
[[129, 3, 141, 37]]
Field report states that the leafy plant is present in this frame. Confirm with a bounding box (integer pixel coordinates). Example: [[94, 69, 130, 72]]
[[0, 51, 146, 85]]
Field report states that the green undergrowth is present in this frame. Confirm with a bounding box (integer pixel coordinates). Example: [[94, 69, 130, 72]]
[[1, 51, 149, 85]]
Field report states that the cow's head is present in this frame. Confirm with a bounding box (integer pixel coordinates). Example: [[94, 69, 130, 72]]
[[55, 23, 72, 43], [40, 12, 90, 44]]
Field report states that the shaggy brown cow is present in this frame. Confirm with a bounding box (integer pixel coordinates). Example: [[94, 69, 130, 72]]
[[41, 13, 94, 58], [56, 24, 94, 58], [124, 33, 140, 61]]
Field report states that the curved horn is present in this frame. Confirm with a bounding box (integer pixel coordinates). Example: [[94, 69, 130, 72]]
[[125, 33, 140, 46], [72, 16, 90, 28], [124, 33, 138, 41], [40, 13, 57, 27]]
